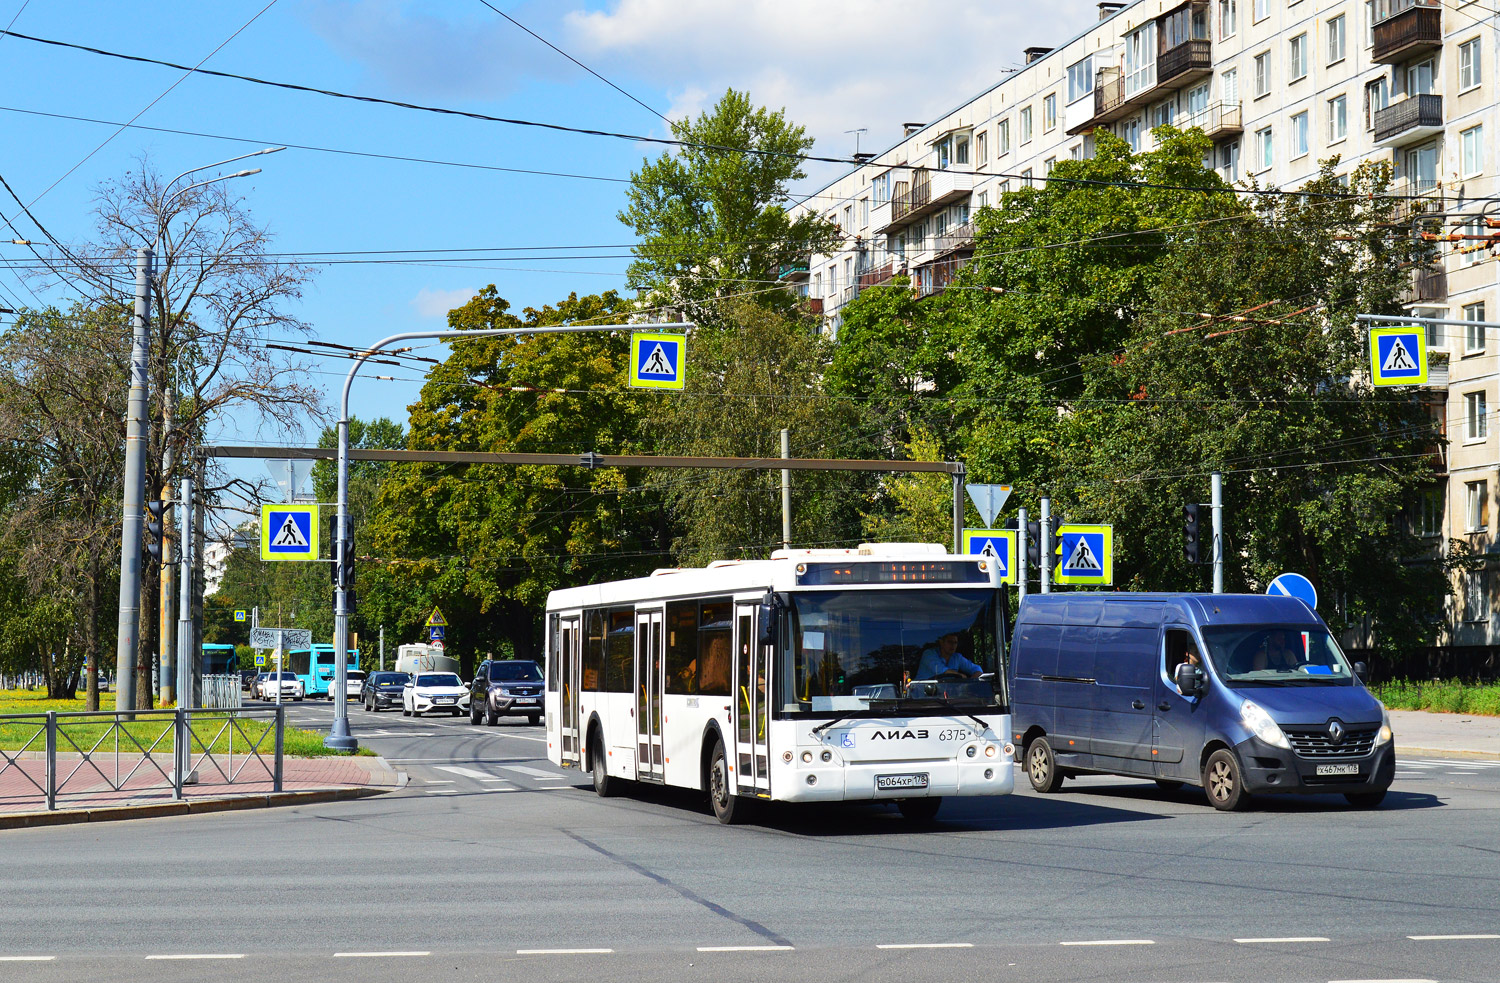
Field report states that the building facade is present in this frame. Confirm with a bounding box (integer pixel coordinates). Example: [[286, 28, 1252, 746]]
[[792, 0, 1499, 664]]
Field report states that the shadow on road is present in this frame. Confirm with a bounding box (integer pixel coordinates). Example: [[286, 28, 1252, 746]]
[[1050, 780, 1443, 813]]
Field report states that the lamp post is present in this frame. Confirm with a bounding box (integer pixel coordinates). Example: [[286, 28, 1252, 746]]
[[116, 153, 279, 714], [324, 322, 695, 751]]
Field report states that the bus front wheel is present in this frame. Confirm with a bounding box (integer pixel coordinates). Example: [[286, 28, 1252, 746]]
[[897, 797, 942, 823], [708, 739, 747, 825]]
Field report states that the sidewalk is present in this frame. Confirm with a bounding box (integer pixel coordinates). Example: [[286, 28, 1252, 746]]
[[1391, 708, 1500, 761], [0, 753, 404, 829]]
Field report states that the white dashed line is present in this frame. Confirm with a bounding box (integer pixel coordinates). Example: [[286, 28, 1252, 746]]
[[0, 957, 55, 962], [1059, 939, 1155, 946], [433, 766, 493, 780], [145, 954, 245, 960], [499, 764, 566, 779], [421, 780, 454, 784], [1408, 933, 1500, 940], [333, 951, 431, 958], [696, 945, 795, 952], [424, 789, 459, 795], [516, 948, 613, 955], [1235, 937, 1330, 943], [1327, 978, 1437, 982], [876, 943, 974, 949]]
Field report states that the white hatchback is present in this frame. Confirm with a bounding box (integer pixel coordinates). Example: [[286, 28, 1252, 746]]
[[330, 669, 365, 701], [403, 672, 468, 717]]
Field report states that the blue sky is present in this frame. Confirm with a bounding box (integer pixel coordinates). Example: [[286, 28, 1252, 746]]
[[0, 0, 1095, 503]]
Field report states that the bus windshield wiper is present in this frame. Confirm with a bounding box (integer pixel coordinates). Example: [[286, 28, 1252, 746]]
[[811, 717, 847, 737]]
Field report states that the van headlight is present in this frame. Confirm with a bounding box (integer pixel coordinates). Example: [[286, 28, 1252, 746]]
[[1376, 706, 1393, 746], [1240, 699, 1290, 750]]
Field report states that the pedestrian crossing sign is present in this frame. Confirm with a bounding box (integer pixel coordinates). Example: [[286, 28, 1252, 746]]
[[962, 529, 1017, 585], [1369, 327, 1426, 386], [234, 610, 247, 622], [260, 503, 319, 561], [630, 332, 686, 390], [1054, 523, 1113, 586], [255, 653, 266, 667]]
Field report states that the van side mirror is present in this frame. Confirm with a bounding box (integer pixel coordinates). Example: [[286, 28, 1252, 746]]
[[1174, 660, 1201, 697], [1353, 661, 1368, 681]]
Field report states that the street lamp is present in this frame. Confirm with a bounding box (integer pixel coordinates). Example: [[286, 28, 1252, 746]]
[[323, 322, 695, 751], [114, 154, 278, 714]]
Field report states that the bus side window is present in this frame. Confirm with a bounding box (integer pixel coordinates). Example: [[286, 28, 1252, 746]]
[[664, 602, 698, 695]]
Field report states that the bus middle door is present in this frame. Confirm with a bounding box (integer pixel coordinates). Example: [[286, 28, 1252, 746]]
[[558, 616, 581, 767], [733, 602, 770, 797], [634, 608, 665, 781]]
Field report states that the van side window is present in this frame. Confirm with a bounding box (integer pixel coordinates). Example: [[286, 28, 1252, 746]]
[[1163, 628, 1196, 681]]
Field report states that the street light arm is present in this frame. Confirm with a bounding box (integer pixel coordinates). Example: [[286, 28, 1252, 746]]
[[163, 147, 284, 196]]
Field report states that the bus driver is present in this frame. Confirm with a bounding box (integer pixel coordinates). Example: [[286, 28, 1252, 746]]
[[916, 633, 982, 680]]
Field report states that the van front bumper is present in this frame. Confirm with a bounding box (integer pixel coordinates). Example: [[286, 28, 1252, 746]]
[[1235, 737, 1395, 796]]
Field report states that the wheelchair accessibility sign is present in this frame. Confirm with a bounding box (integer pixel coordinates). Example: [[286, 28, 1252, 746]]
[[962, 529, 1017, 585], [630, 332, 686, 390], [1054, 523, 1113, 586], [260, 503, 319, 561]]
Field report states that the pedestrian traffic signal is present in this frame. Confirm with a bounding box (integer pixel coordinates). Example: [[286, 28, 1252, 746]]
[[1026, 521, 1041, 566], [331, 518, 355, 586], [1183, 503, 1202, 565], [145, 499, 168, 562]]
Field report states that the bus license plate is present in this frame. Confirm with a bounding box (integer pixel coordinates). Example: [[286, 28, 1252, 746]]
[[1316, 763, 1359, 776], [877, 773, 929, 790]]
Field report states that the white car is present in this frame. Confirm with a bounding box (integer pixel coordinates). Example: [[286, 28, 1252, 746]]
[[329, 669, 365, 701], [403, 672, 468, 717], [257, 671, 304, 701]]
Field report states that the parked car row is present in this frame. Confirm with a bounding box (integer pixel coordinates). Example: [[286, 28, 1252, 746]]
[[253, 671, 304, 701]]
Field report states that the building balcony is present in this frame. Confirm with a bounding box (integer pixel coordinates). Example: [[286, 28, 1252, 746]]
[[777, 261, 809, 283], [1180, 100, 1242, 139], [1372, 2, 1442, 65], [877, 168, 973, 232], [1405, 263, 1448, 304], [1156, 38, 1212, 89], [1373, 94, 1444, 147], [932, 221, 976, 258], [807, 297, 824, 316], [858, 261, 894, 289]]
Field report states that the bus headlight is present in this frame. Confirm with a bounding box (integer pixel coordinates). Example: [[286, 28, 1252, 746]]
[[965, 745, 977, 758], [801, 750, 813, 763], [820, 750, 833, 762], [1002, 743, 1015, 758], [782, 751, 793, 763], [984, 744, 997, 757]]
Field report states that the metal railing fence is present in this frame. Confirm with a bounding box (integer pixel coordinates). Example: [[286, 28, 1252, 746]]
[[0, 705, 283, 810], [202, 674, 243, 709]]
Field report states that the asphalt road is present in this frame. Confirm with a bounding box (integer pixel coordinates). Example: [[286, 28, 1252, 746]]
[[1, 696, 1496, 983]]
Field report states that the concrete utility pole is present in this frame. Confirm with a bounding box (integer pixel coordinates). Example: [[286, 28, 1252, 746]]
[[114, 247, 152, 713], [780, 428, 791, 551], [159, 411, 176, 705], [1039, 496, 1052, 594], [175, 474, 193, 709], [1211, 472, 1224, 594]]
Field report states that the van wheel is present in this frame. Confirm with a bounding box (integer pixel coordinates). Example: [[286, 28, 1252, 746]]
[[896, 797, 942, 823], [1203, 749, 1250, 811], [590, 732, 617, 797], [1026, 737, 1065, 793], [707, 739, 746, 824], [1344, 790, 1387, 809], [1154, 779, 1184, 791]]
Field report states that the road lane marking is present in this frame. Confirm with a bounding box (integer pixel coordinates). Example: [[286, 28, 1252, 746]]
[[424, 789, 459, 795], [697, 945, 795, 952], [1235, 937, 1330, 943], [1408, 934, 1500, 940], [1327, 978, 1437, 982], [433, 766, 493, 780], [876, 943, 973, 949], [421, 780, 454, 784], [0, 957, 55, 962], [499, 764, 566, 779], [145, 954, 245, 960], [516, 948, 613, 955], [333, 951, 431, 958], [1059, 939, 1155, 946]]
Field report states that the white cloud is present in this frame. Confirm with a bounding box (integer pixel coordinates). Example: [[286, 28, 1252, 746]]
[[411, 286, 478, 318]]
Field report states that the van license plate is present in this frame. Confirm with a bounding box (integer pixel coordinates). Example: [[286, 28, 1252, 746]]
[[876, 773, 929, 790], [1316, 763, 1359, 776]]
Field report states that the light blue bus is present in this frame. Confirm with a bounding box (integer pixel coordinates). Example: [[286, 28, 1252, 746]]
[[287, 644, 360, 699]]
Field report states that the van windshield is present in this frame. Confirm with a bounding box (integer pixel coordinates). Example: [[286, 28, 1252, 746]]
[[781, 588, 1005, 714], [1200, 625, 1356, 686]]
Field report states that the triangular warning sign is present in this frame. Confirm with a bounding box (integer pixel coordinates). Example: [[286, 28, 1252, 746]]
[[271, 515, 309, 548], [980, 541, 998, 557], [1063, 537, 1102, 572], [1382, 337, 1416, 373], [641, 342, 675, 376]]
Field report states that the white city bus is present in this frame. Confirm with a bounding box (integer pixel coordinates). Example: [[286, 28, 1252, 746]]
[[545, 543, 1014, 823]]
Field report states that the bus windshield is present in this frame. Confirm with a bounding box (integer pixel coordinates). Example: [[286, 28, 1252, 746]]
[[782, 588, 1005, 714]]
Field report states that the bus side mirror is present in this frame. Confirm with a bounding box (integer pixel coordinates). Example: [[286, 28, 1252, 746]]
[[758, 594, 778, 646], [1174, 661, 1200, 696]]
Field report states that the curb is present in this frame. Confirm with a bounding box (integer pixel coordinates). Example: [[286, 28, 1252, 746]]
[[0, 785, 390, 830], [1396, 745, 1500, 763]]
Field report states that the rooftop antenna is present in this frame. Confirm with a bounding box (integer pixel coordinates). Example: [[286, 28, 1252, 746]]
[[844, 128, 869, 156]]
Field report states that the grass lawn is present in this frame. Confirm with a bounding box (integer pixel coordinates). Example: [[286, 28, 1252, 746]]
[[0, 689, 373, 756], [1371, 679, 1500, 717]]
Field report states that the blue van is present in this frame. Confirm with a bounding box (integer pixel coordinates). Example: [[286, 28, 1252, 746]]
[[1010, 593, 1394, 811]]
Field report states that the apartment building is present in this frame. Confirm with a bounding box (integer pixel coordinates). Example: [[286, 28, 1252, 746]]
[[791, 0, 1500, 660]]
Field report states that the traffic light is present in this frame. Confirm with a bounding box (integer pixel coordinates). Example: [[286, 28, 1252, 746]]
[[331, 517, 355, 586], [1025, 520, 1041, 566], [145, 499, 168, 563], [1183, 503, 1202, 565]]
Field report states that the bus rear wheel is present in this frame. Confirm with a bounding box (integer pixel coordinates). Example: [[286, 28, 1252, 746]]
[[590, 731, 617, 797], [707, 739, 747, 825], [896, 797, 942, 823]]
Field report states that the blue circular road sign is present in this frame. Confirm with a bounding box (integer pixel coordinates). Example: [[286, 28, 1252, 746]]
[[1267, 572, 1317, 611]]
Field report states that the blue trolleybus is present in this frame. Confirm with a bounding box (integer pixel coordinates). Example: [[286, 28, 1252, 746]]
[[287, 644, 360, 698]]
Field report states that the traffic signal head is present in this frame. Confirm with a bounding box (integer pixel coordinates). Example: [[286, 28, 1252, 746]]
[[1025, 521, 1041, 566], [145, 500, 167, 561], [1183, 503, 1202, 565]]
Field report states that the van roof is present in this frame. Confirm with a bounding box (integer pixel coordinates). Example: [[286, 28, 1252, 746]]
[[1014, 592, 1323, 628]]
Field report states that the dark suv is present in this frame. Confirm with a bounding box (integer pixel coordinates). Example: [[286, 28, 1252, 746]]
[[469, 660, 544, 726], [360, 671, 412, 712]]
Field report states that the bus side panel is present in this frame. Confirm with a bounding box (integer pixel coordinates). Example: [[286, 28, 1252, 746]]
[[661, 695, 724, 791], [602, 691, 633, 779]]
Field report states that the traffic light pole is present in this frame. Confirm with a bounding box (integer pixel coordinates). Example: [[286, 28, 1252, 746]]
[[1039, 497, 1052, 594], [1211, 472, 1223, 594]]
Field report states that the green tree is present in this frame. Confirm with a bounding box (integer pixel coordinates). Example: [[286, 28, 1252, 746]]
[[619, 88, 839, 319]]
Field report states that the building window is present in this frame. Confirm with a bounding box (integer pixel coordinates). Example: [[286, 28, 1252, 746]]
[[1122, 117, 1142, 151], [998, 119, 1011, 155], [998, 180, 1010, 195], [976, 131, 988, 165], [1327, 15, 1346, 64], [1467, 391, 1489, 440], [1067, 56, 1094, 103], [1467, 479, 1490, 533], [1254, 52, 1271, 98], [1462, 125, 1484, 178], [1221, 67, 1238, 105], [976, 190, 988, 209], [1364, 77, 1389, 130], [1364, 0, 1376, 47], [1020, 107, 1033, 144], [1187, 82, 1210, 118], [1466, 303, 1487, 350], [813, 271, 821, 298], [1289, 34, 1308, 82], [1044, 157, 1057, 175], [860, 197, 869, 228], [1152, 100, 1176, 129], [955, 136, 970, 165], [1290, 111, 1309, 157], [1124, 23, 1157, 97], [1460, 37, 1482, 92], [1020, 168, 1034, 187], [1071, 143, 1085, 160], [1464, 570, 1489, 621], [1461, 218, 1486, 266], [873, 173, 890, 206], [843, 205, 853, 232], [1406, 58, 1435, 96], [1219, 0, 1237, 38], [1043, 94, 1058, 132], [1255, 126, 1273, 171], [1253, 0, 1268, 23], [1327, 94, 1347, 142], [1416, 484, 1444, 537], [828, 264, 838, 298], [1220, 139, 1241, 181]]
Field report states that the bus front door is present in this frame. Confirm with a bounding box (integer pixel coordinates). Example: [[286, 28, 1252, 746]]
[[635, 608, 665, 781], [733, 603, 770, 797], [559, 616, 581, 767]]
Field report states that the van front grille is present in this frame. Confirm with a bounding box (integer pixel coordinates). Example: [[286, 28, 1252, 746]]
[[1284, 725, 1377, 759]]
